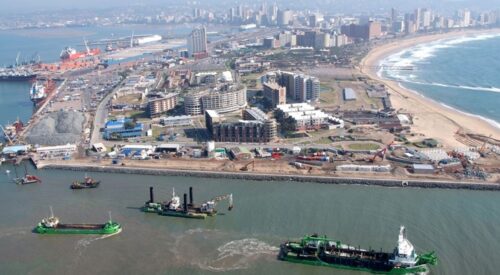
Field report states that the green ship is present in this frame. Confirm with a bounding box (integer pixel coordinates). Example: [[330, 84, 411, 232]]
[[35, 208, 122, 235], [143, 186, 233, 219], [279, 226, 437, 274]]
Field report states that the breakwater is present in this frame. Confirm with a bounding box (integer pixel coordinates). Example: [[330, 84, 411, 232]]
[[39, 162, 500, 191]]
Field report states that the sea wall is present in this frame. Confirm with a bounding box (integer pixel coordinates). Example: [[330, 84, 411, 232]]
[[39, 163, 500, 191]]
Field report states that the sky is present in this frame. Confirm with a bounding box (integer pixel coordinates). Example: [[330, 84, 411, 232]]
[[0, 0, 499, 14]]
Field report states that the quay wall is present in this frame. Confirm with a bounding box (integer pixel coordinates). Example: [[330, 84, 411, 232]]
[[38, 162, 500, 191]]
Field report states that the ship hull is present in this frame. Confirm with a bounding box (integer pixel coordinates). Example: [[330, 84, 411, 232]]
[[71, 181, 100, 189], [35, 222, 121, 235], [159, 210, 207, 219], [279, 253, 428, 275]]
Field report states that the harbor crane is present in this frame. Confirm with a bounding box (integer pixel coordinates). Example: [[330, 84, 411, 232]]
[[0, 125, 14, 145], [200, 193, 234, 214]]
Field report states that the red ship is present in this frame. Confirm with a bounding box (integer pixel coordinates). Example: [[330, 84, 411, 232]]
[[60, 39, 101, 61]]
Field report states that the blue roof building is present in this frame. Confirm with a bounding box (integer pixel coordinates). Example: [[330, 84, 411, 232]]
[[2, 145, 30, 155], [103, 118, 144, 140]]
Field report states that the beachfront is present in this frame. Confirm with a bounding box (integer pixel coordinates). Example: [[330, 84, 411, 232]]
[[361, 28, 500, 148]]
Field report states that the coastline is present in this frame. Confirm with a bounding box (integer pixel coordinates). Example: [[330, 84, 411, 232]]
[[35, 160, 500, 191], [360, 28, 500, 147]]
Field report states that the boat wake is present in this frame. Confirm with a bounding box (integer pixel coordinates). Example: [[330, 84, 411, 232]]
[[170, 229, 278, 272], [197, 238, 279, 272], [75, 230, 121, 253], [0, 227, 29, 239]]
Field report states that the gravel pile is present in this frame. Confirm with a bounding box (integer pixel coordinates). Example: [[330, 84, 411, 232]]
[[26, 110, 85, 146]]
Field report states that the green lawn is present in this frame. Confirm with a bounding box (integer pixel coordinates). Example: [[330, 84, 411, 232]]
[[347, 143, 381, 150]]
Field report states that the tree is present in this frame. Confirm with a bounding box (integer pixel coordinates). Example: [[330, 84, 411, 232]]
[[124, 121, 137, 130]]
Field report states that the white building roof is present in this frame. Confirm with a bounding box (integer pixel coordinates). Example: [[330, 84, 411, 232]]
[[122, 144, 154, 150]]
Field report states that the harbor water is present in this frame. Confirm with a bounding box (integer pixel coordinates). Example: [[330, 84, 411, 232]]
[[0, 165, 499, 274]]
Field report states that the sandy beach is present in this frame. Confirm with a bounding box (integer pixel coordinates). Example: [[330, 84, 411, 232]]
[[361, 29, 500, 148]]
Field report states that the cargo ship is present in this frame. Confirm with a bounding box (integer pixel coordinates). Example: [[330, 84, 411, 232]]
[[60, 40, 100, 61], [35, 208, 122, 235], [30, 81, 46, 104], [71, 175, 100, 189], [143, 186, 233, 219], [279, 226, 437, 274]]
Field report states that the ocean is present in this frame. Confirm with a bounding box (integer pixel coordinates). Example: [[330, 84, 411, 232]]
[[380, 33, 500, 128], [0, 166, 500, 275]]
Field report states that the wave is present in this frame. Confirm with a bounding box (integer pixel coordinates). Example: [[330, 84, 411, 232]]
[[381, 33, 500, 75], [397, 82, 500, 130], [403, 80, 500, 94]]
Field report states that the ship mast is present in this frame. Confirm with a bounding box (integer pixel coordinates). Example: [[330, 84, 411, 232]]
[[49, 206, 54, 218]]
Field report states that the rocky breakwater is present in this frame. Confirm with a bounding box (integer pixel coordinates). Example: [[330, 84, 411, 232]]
[[38, 161, 500, 191]]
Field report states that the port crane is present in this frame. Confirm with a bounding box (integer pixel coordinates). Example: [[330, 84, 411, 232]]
[[0, 125, 14, 145]]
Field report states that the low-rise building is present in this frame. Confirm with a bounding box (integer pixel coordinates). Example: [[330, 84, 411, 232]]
[[159, 115, 193, 127], [343, 88, 357, 101], [275, 103, 342, 131], [103, 118, 144, 140]]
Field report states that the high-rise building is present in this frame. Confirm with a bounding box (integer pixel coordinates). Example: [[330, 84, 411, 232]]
[[422, 9, 432, 29], [414, 8, 422, 30], [341, 21, 381, 41], [309, 14, 321, 27], [277, 9, 293, 26], [462, 9, 471, 27], [263, 82, 286, 107], [187, 26, 207, 58], [205, 109, 277, 143], [391, 8, 398, 24], [270, 71, 320, 102]]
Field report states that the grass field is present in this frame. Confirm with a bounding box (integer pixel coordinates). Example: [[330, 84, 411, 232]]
[[347, 143, 381, 150]]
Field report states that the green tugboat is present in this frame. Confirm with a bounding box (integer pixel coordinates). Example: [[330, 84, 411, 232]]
[[143, 186, 233, 219], [35, 208, 122, 235], [279, 226, 437, 274]]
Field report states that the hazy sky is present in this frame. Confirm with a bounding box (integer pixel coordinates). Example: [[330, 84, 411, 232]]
[[1, 0, 499, 14]]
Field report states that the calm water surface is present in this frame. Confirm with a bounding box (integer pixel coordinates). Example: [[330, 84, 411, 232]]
[[0, 165, 499, 274]]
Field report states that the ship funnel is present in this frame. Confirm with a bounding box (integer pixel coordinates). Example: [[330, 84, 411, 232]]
[[183, 193, 188, 212], [149, 186, 154, 203], [189, 186, 193, 205]]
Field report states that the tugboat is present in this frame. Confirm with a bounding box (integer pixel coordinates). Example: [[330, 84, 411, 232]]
[[278, 226, 437, 274], [71, 175, 100, 189], [35, 207, 122, 235], [13, 163, 41, 185], [143, 186, 233, 219]]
